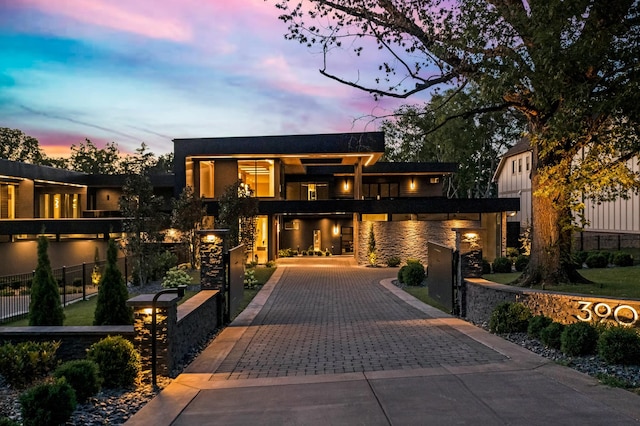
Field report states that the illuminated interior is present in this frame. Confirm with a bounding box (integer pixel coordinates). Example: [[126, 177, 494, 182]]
[[0, 184, 16, 219], [238, 160, 274, 197]]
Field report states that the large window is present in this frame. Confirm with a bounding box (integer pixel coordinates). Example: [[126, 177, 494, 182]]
[[362, 183, 399, 199], [185, 159, 214, 198], [0, 184, 16, 219], [238, 160, 274, 197], [39, 194, 81, 218]]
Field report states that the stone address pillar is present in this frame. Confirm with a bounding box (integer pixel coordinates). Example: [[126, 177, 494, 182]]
[[198, 229, 229, 290], [126, 294, 179, 378]]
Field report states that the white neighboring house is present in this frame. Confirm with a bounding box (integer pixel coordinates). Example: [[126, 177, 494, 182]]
[[494, 138, 640, 250]]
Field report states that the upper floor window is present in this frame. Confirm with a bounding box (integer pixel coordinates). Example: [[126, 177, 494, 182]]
[[39, 193, 81, 218], [238, 160, 274, 197], [518, 158, 522, 173], [526, 155, 530, 171], [363, 183, 399, 199], [0, 184, 16, 219], [185, 159, 215, 198], [512, 160, 516, 174]]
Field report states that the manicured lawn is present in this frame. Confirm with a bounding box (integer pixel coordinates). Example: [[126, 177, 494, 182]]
[[483, 265, 640, 298], [402, 285, 450, 313], [5, 267, 277, 327]]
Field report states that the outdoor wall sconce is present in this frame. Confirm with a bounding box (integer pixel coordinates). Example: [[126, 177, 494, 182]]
[[333, 224, 340, 235], [205, 234, 216, 243], [344, 180, 349, 191], [410, 178, 416, 190]]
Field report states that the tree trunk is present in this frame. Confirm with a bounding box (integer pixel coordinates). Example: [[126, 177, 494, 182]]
[[516, 143, 589, 287]]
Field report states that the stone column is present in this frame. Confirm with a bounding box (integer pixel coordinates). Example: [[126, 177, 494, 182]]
[[127, 294, 179, 377], [198, 229, 229, 290]]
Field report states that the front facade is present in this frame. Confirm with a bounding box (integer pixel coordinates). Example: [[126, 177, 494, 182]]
[[0, 131, 519, 275], [174, 132, 519, 265], [494, 138, 640, 250]]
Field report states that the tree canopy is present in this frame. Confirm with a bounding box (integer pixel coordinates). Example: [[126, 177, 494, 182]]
[[275, 0, 640, 285], [382, 86, 524, 198], [0, 127, 46, 164]]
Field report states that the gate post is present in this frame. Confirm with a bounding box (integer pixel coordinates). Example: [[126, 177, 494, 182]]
[[198, 229, 230, 325]]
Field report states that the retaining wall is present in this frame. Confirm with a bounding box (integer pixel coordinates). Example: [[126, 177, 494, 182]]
[[465, 278, 640, 329]]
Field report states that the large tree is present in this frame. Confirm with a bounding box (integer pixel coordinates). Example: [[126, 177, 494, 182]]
[[382, 86, 524, 198], [0, 127, 46, 164], [171, 186, 206, 268], [216, 181, 259, 257], [274, 0, 640, 286], [68, 139, 122, 174]]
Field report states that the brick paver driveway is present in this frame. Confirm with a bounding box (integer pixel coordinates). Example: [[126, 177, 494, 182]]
[[214, 259, 506, 379]]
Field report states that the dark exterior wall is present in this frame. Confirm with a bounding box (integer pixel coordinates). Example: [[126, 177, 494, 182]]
[[0, 240, 114, 276], [214, 160, 238, 199], [16, 179, 35, 218], [94, 188, 122, 211]]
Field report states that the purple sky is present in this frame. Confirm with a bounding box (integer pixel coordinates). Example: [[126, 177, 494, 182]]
[[0, 0, 426, 157]]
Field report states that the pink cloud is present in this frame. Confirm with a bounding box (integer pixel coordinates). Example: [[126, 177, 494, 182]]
[[18, 0, 192, 41], [25, 128, 111, 158]]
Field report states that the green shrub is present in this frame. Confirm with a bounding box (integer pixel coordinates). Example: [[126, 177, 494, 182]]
[[402, 261, 425, 286], [20, 378, 77, 426], [86, 336, 140, 389], [585, 252, 609, 268], [597, 326, 640, 365], [53, 359, 102, 402], [527, 315, 553, 339], [386, 256, 401, 267], [506, 247, 519, 259], [244, 269, 258, 289], [514, 255, 529, 272], [481, 258, 491, 275], [612, 252, 634, 267], [492, 257, 513, 273], [150, 250, 178, 281], [397, 265, 407, 283], [489, 302, 532, 334], [561, 321, 599, 356], [266, 260, 276, 268], [573, 250, 589, 266], [162, 266, 193, 288], [0, 417, 20, 426], [540, 322, 564, 349], [94, 239, 133, 326], [0, 341, 60, 389], [29, 236, 64, 326]]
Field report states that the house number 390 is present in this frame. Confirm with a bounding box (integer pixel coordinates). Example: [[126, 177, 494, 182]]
[[576, 301, 639, 326]]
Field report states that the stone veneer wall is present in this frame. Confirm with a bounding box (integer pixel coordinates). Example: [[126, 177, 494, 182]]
[[128, 290, 220, 377], [0, 326, 135, 361], [465, 278, 640, 329], [357, 220, 479, 266]]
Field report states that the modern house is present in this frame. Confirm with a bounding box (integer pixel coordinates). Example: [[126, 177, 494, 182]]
[[494, 138, 640, 250], [0, 131, 519, 276], [173, 132, 519, 265]]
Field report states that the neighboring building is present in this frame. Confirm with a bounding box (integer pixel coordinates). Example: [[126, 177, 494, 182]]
[[173, 132, 519, 265], [0, 159, 174, 275], [494, 138, 640, 250], [0, 131, 520, 275]]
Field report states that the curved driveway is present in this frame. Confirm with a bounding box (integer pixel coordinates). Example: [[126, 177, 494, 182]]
[[128, 257, 640, 425]]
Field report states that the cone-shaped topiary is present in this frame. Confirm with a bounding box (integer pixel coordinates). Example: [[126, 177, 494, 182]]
[[94, 239, 133, 325], [29, 236, 64, 326]]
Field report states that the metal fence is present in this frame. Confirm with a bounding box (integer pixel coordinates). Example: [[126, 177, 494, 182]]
[[0, 257, 129, 324]]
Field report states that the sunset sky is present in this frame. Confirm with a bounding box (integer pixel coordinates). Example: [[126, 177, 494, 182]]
[[0, 0, 426, 157]]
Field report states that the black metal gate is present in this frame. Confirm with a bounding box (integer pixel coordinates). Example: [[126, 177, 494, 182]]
[[426, 242, 456, 314]]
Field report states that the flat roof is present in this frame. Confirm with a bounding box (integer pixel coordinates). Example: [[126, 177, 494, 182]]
[[173, 132, 385, 156]]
